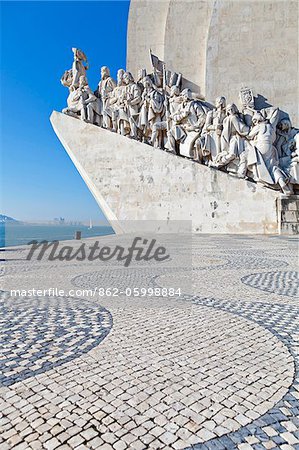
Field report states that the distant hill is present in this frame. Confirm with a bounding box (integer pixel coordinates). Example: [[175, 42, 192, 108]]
[[0, 214, 19, 223]]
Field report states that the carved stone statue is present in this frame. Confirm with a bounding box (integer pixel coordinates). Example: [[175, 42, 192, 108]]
[[60, 48, 88, 92], [109, 69, 126, 132], [165, 89, 207, 156], [274, 119, 299, 185], [137, 68, 147, 93], [118, 72, 142, 138], [196, 96, 226, 163], [245, 111, 294, 194], [149, 85, 182, 149], [138, 76, 155, 140], [275, 118, 298, 158], [277, 137, 299, 187], [210, 103, 250, 171], [60, 48, 298, 196], [61, 69, 73, 89], [62, 88, 81, 118], [138, 77, 165, 144], [71, 48, 88, 90], [286, 135, 299, 185], [147, 89, 166, 147], [95, 66, 116, 129], [63, 76, 101, 125]]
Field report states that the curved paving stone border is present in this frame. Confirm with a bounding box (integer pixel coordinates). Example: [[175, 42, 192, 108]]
[[149, 270, 299, 448], [70, 269, 297, 448], [1, 301, 295, 450], [0, 253, 176, 278], [71, 267, 177, 293], [71, 255, 289, 296], [241, 270, 299, 298], [186, 297, 299, 450], [193, 256, 288, 271], [262, 250, 299, 260], [0, 293, 113, 386], [1, 235, 298, 449], [1, 250, 289, 285]]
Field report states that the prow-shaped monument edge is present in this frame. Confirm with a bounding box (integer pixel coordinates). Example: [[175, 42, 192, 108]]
[[50, 111, 283, 234]]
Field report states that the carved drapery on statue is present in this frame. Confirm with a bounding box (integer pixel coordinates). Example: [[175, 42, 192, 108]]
[[60, 48, 299, 196]]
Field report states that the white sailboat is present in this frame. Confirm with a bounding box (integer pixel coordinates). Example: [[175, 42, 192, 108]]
[[88, 218, 93, 230]]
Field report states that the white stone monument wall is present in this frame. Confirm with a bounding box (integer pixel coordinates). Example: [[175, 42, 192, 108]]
[[51, 112, 280, 235]]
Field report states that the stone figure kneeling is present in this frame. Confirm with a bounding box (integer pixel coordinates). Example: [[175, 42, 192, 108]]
[[165, 88, 206, 156], [209, 103, 249, 173], [245, 111, 294, 195], [63, 76, 101, 125]]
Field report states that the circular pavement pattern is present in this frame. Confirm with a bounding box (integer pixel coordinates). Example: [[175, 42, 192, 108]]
[[2, 302, 294, 449], [241, 270, 299, 298], [189, 297, 299, 450], [1, 235, 298, 450], [0, 293, 113, 386]]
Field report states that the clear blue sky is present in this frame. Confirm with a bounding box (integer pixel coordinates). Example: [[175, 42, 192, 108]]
[[1, 0, 130, 223]]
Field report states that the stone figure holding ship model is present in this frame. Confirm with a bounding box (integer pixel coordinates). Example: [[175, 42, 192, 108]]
[[61, 48, 298, 195]]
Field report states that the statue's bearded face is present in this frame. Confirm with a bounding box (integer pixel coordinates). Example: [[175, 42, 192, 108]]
[[143, 77, 152, 89], [182, 89, 191, 102], [226, 104, 237, 116], [252, 112, 264, 124], [101, 67, 109, 79], [216, 97, 225, 109], [123, 74, 130, 85], [170, 86, 179, 97], [117, 70, 124, 84]]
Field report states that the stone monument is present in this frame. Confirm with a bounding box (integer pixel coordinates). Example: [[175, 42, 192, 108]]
[[51, 1, 299, 235]]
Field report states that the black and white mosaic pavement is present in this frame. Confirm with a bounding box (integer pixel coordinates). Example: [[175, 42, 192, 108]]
[[241, 270, 299, 298], [188, 297, 299, 450], [0, 234, 298, 450], [0, 293, 112, 387]]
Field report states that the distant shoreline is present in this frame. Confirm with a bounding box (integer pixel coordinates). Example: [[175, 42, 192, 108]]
[[0, 224, 114, 248]]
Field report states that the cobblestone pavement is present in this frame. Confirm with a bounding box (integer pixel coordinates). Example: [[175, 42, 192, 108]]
[[0, 234, 298, 450]]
